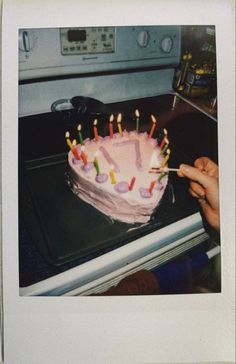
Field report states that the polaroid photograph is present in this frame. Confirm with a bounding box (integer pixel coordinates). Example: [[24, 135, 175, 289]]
[[1, 1, 235, 363], [18, 25, 221, 298]]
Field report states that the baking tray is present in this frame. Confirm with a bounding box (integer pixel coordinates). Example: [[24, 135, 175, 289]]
[[19, 93, 218, 268], [19, 150, 198, 267]]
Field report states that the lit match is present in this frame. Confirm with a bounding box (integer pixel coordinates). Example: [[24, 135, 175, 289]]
[[149, 167, 180, 173]]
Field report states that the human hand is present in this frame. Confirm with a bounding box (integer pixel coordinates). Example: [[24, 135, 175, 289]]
[[193, 157, 219, 178], [177, 158, 220, 231], [186, 157, 219, 198]]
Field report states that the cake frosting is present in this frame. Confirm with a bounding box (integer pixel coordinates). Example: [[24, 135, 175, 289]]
[[67, 130, 168, 224]]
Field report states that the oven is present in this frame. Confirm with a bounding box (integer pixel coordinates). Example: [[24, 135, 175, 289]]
[[18, 26, 220, 296]]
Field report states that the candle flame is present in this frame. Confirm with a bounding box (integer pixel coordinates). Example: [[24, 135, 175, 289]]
[[117, 113, 122, 123], [151, 114, 157, 124], [163, 128, 168, 135], [135, 109, 140, 117], [72, 139, 77, 146], [149, 151, 161, 169], [166, 148, 171, 155], [93, 119, 98, 126], [109, 114, 114, 122], [65, 131, 70, 138], [77, 124, 82, 131]]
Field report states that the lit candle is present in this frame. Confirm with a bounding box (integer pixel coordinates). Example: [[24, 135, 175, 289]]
[[93, 119, 99, 142], [135, 109, 140, 133], [148, 115, 157, 138], [109, 166, 116, 184], [109, 114, 114, 139], [129, 176, 136, 191], [65, 131, 74, 150], [159, 128, 168, 149], [80, 146, 88, 165], [77, 124, 84, 145], [72, 139, 81, 160], [161, 148, 170, 167], [117, 113, 123, 136], [149, 151, 160, 170], [93, 151, 100, 175], [160, 138, 170, 155], [149, 180, 156, 194]]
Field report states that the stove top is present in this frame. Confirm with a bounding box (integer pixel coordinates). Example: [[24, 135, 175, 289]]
[[19, 94, 218, 287]]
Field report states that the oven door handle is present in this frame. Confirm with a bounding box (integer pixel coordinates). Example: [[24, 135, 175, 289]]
[[51, 99, 73, 112], [70, 96, 105, 116]]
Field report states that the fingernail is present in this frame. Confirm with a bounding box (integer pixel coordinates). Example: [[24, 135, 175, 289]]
[[180, 164, 189, 172]]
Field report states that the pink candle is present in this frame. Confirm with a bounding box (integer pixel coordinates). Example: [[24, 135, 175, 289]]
[[129, 176, 136, 191], [135, 109, 140, 132], [160, 136, 169, 150], [93, 119, 99, 142], [148, 115, 157, 138], [109, 114, 114, 139], [159, 128, 168, 148]]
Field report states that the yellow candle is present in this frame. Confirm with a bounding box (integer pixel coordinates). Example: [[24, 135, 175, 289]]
[[109, 166, 116, 184], [93, 119, 99, 141], [65, 131, 74, 150], [117, 113, 123, 136], [148, 115, 157, 138], [161, 149, 170, 167]]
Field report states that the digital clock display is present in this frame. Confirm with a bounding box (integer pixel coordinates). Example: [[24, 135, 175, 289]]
[[67, 29, 86, 42]]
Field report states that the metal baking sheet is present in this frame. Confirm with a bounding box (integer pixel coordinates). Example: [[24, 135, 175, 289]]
[[19, 152, 197, 267]]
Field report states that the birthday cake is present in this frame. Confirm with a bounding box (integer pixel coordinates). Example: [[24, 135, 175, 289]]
[[67, 123, 169, 224]]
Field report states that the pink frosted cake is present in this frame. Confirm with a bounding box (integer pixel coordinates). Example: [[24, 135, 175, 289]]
[[67, 130, 168, 224]]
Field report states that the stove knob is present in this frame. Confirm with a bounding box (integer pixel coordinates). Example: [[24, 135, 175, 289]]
[[160, 36, 173, 53], [137, 31, 150, 47], [19, 30, 37, 53]]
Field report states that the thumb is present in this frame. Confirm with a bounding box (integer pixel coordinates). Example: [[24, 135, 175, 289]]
[[179, 164, 213, 189]]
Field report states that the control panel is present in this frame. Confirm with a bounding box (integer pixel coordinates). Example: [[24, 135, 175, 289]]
[[60, 27, 115, 55], [19, 26, 181, 80]]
